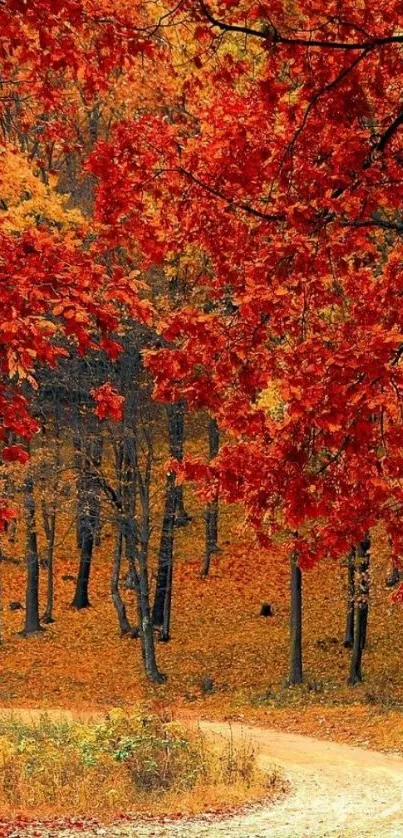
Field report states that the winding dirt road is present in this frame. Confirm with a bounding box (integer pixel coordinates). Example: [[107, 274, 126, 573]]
[[8, 717, 403, 838]]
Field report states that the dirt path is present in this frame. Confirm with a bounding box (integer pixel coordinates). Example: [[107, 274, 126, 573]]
[[5, 714, 403, 837]]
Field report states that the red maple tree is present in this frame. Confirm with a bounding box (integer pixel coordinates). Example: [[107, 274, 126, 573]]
[[89, 0, 403, 570]]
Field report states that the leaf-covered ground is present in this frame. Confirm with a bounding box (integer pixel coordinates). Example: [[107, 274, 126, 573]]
[[1, 472, 403, 756]]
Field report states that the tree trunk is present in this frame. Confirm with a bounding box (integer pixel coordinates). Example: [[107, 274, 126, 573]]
[[152, 471, 177, 639], [24, 475, 42, 635], [90, 436, 102, 547], [71, 518, 94, 609], [41, 499, 56, 624], [71, 436, 102, 609], [167, 402, 191, 527], [41, 400, 61, 624], [111, 521, 133, 636], [122, 436, 139, 590], [137, 530, 166, 683], [201, 417, 220, 577], [74, 433, 84, 549], [289, 550, 303, 685], [343, 548, 355, 648], [348, 535, 370, 685]]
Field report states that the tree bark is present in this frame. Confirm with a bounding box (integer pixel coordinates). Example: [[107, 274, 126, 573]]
[[289, 550, 303, 685], [122, 436, 139, 590], [137, 520, 166, 682], [71, 437, 102, 609], [167, 402, 191, 527], [74, 433, 84, 549], [41, 499, 56, 623], [92, 438, 103, 547], [111, 520, 133, 636], [23, 475, 42, 635], [71, 520, 94, 609], [41, 402, 61, 624], [343, 548, 355, 648], [152, 471, 177, 639], [348, 535, 370, 685], [201, 417, 220, 577]]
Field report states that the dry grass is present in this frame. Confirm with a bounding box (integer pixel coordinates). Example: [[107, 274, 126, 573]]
[[0, 707, 277, 819]]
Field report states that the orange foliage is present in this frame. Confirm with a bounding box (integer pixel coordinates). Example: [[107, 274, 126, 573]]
[[0, 482, 402, 753]]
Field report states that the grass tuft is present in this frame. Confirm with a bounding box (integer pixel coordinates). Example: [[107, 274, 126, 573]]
[[0, 707, 281, 818]]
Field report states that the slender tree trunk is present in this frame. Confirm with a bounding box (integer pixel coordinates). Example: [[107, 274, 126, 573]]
[[41, 401, 61, 624], [152, 471, 177, 639], [71, 436, 102, 609], [122, 437, 138, 590], [289, 550, 303, 685], [137, 527, 166, 683], [41, 500, 56, 624], [201, 417, 220, 577], [24, 475, 42, 635], [135, 433, 166, 682], [167, 402, 191, 527], [348, 535, 370, 685], [93, 437, 103, 547], [343, 548, 355, 648], [118, 375, 165, 681], [71, 518, 94, 609], [111, 520, 133, 636], [74, 433, 84, 549], [89, 436, 102, 548]]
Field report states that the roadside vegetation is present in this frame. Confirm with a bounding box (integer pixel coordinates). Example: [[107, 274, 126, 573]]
[[0, 708, 282, 819]]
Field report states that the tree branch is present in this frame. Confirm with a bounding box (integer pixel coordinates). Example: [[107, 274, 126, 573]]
[[179, 167, 285, 222], [199, 2, 403, 51], [375, 111, 403, 153]]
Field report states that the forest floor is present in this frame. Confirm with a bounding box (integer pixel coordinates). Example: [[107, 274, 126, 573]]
[[3, 718, 403, 837], [2, 438, 403, 834], [1, 490, 403, 755]]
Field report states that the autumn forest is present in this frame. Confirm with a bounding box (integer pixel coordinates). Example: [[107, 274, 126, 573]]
[[2, 1, 403, 834]]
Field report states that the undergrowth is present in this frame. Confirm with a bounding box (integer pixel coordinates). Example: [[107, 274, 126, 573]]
[[0, 707, 278, 817]]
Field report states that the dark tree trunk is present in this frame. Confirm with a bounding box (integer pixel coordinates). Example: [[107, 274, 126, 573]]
[[289, 550, 303, 685], [124, 418, 165, 682], [24, 475, 42, 635], [41, 401, 61, 624], [71, 437, 102, 609], [111, 521, 133, 636], [137, 527, 166, 683], [201, 417, 220, 578], [167, 402, 191, 527], [343, 548, 355, 648], [348, 535, 370, 685], [41, 499, 56, 624], [152, 471, 177, 640], [71, 522, 94, 609], [122, 437, 139, 590], [90, 437, 103, 548], [74, 433, 84, 549]]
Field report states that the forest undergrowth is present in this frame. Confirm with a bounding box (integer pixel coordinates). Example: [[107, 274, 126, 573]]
[[0, 707, 283, 820]]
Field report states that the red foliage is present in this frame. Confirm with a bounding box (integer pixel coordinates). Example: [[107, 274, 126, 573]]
[[88, 0, 403, 567], [91, 382, 125, 421]]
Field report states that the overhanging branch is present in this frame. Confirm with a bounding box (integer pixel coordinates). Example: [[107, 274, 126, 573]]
[[199, 1, 403, 51]]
